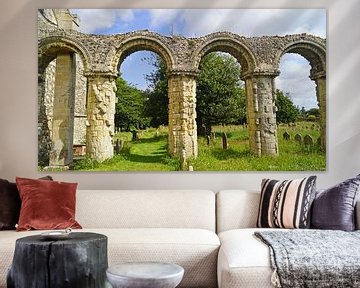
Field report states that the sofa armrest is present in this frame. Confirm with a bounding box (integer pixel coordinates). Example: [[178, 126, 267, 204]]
[[356, 200, 360, 230]]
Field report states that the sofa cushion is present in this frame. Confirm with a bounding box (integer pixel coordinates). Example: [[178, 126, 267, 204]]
[[0, 176, 53, 230], [311, 174, 360, 231], [16, 177, 82, 231], [257, 176, 316, 229], [76, 190, 216, 231], [0, 228, 220, 288], [216, 190, 260, 233], [217, 228, 276, 288]]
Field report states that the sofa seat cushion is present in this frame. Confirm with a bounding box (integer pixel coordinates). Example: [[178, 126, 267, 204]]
[[218, 228, 280, 288], [100, 228, 220, 288], [0, 228, 219, 288]]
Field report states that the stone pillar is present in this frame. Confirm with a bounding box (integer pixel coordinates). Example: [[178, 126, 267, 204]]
[[73, 55, 87, 156], [244, 74, 278, 156], [86, 74, 117, 162], [49, 53, 76, 167], [312, 73, 326, 150], [53, 9, 79, 30], [38, 73, 51, 166], [168, 73, 198, 160]]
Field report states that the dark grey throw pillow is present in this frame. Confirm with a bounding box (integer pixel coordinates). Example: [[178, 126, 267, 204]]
[[0, 179, 20, 230], [311, 174, 360, 231]]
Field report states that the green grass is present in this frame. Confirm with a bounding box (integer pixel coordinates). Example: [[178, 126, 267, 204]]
[[72, 122, 326, 171], [73, 127, 180, 171]]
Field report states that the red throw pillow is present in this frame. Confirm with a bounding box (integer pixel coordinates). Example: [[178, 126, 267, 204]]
[[16, 177, 82, 231], [0, 176, 53, 230]]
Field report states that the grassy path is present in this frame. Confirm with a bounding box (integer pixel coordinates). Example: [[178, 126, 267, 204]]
[[74, 134, 179, 171]]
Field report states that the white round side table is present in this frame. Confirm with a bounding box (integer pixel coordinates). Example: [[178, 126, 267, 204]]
[[106, 262, 184, 288]]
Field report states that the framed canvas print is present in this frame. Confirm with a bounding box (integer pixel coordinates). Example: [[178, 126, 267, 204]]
[[38, 8, 326, 171]]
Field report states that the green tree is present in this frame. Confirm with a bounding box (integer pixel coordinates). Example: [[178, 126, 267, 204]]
[[306, 108, 320, 119], [143, 52, 246, 134], [275, 90, 300, 123], [115, 76, 150, 131], [196, 52, 246, 135], [143, 54, 169, 127]]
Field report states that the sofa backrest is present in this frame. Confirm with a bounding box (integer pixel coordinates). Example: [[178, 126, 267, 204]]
[[217, 190, 360, 233], [216, 190, 260, 233], [76, 190, 216, 231]]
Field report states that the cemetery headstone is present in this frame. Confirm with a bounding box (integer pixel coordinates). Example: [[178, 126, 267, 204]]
[[283, 131, 290, 140], [222, 132, 228, 150], [303, 134, 313, 146], [294, 134, 302, 143]]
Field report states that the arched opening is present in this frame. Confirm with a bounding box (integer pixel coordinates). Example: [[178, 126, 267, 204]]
[[275, 41, 326, 154], [194, 51, 247, 168], [38, 40, 88, 168], [187, 36, 256, 169], [112, 40, 177, 170]]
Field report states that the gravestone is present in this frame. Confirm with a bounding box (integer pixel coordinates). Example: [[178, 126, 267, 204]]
[[222, 133, 228, 150], [114, 139, 120, 154], [303, 134, 313, 146], [283, 131, 290, 140], [131, 130, 138, 141], [294, 134, 302, 143]]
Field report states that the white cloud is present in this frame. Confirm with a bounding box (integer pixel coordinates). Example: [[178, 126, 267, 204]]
[[71, 8, 326, 37], [71, 9, 134, 33], [163, 9, 326, 37], [148, 9, 180, 29], [275, 54, 318, 109]]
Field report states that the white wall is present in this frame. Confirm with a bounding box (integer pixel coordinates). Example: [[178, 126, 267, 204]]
[[0, 0, 359, 191]]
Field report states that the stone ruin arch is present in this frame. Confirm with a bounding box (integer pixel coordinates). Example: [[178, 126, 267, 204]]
[[38, 36, 91, 75], [108, 33, 176, 74], [274, 38, 326, 148], [190, 33, 257, 76], [38, 9, 326, 168]]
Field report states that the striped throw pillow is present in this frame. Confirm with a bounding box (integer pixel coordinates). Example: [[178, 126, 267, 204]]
[[257, 176, 317, 229]]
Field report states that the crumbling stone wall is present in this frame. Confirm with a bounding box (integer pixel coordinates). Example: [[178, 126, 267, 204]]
[[38, 9, 326, 166], [38, 9, 88, 167]]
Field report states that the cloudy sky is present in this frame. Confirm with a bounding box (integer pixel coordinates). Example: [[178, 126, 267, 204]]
[[71, 9, 326, 110]]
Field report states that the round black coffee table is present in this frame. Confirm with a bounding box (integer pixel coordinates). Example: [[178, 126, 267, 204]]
[[106, 262, 184, 288], [7, 232, 108, 288]]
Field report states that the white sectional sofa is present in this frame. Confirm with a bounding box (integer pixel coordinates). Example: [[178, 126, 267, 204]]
[[0, 190, 220, 288], [1, 189, 359, 288]]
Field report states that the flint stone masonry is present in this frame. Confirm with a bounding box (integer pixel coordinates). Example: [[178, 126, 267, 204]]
[[168, 74, 198, 159], [86, 76, 117, 162], [38, 9, 326, 164]]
